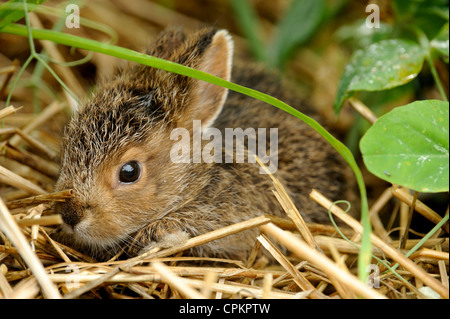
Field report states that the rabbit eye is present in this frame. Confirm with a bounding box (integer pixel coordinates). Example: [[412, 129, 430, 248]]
[[119, 161, 142, 184]]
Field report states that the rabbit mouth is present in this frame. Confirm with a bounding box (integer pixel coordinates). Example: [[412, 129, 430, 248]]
[[51, 218, 127, 258], [53, 224, 137, 260], [52, 203, 185, 259]]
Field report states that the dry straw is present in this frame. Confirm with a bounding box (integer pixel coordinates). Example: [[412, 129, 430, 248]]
[[310, 189, 449, 299]]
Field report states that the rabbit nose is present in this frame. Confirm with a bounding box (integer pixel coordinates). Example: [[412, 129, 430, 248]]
[[58, 201, 85, 226]]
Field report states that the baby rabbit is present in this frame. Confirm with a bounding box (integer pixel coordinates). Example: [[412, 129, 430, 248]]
[[53, 27, 354, 260]]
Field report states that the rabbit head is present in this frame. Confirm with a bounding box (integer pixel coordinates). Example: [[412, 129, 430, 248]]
[[54, 27, 234, 256]]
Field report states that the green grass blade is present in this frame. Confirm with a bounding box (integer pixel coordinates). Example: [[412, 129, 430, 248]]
[[0, 0, 46, 29]]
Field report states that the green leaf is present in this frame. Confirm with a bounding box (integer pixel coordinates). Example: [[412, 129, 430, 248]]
[[334, 39, 426, 113], [431, 22, 449, 59], [267, 0, 325, 69], [360, 100, 449, 193], [0, 0, 46, 29]]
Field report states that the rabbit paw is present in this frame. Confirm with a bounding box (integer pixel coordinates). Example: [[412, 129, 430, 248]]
[[138, 230, 190, 255]]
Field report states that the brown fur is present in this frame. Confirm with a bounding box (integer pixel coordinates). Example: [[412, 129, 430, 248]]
[[53, 27, 355, 260]]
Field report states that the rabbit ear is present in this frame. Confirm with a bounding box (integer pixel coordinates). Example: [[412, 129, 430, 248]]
[[182, 29, 234, 129], [147, 27, 187, 60]]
